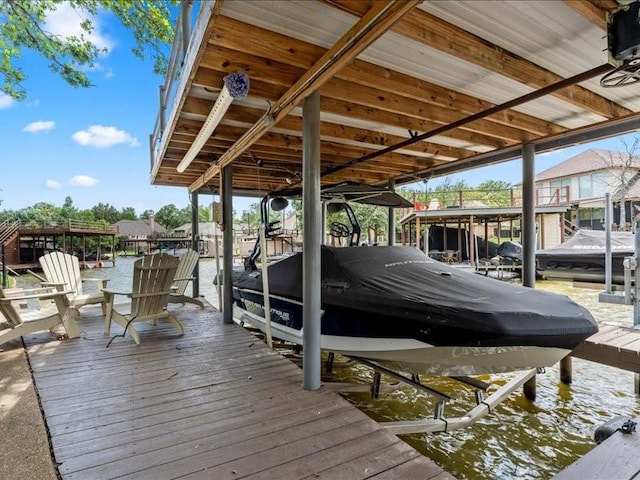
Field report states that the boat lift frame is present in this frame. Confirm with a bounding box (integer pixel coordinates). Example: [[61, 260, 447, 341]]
[[323, 354, 538, 435]]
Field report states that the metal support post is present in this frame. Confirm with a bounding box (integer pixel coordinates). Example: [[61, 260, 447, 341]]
[[302, 90, 322, 390], [605, 192, 612, 294], [181, 0, 192, 57], [222, 166, 234, 324], [635, 222, 640, 327], [522, 143, 537, 398], [522, 143, 536, 288], [388, 179, 396, 246], [190, 191, 200, 298]]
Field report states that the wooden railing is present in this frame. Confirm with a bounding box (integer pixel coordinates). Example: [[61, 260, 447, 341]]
[[18, 219, 117, 234], [150, 1, 206, 174], [0, 220, 20, 245], [407, 186, 571, 212]]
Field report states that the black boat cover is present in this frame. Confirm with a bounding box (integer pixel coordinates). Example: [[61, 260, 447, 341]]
[[536, 229, 634, 258], [497, 241, 522, 262], [234, 245, 597, 349]]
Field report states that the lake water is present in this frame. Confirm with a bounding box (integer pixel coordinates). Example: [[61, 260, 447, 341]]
[[18, 256, 640, 479]]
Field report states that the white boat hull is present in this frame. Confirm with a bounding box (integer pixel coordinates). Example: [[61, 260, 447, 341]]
[[234, 306, 569, 376]]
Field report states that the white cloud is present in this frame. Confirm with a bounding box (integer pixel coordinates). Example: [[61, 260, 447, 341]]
[[69, 175, 99, 187], [45, 179, 62, 189], [72, 125, 139, 148], [44, 3, 115, 53], [23, 120, 55, 133], [0, 93, 15, 109]]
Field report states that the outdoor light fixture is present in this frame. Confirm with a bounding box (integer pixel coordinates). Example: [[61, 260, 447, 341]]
[[285, 171, 302, 185], [176, 71, 249, 173]]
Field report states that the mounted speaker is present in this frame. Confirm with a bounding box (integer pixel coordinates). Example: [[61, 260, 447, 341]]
[[608, 1, 640, 63], [601, 1, 640, 87]]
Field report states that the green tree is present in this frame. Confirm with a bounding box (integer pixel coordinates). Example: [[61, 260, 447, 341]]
[[1, 0, 176, 100], [91, 202, 120, 223], [432, 177, 470, 208], [476, 180, 513, 207], [119, 206, 138, 220], [155, 204, 184, 230], [60, 196, 78, 219], [140, 209, 154, 220]]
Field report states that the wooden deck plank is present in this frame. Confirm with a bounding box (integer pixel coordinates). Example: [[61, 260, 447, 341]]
[[154, 420, 380, 480], [54, 384, 339, 462], [257, 436, 420, 480], [44, 359, 296, 419], [25, 304, 448, 480], [572, 325, 640, 373], [588, 326, 632, 345], [60, 397, 352, 477], [554, 417, 640, 479], [367, 455, 450, 479], [604, 330, 640, 348]]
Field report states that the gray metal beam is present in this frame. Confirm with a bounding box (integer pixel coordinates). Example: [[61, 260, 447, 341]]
[[190, 191, 200, 297], [395, 113, 640, 184], [605, 192, 612, 294], [522, 144, 536, 288], [388, 179, 396, 246], [222, 165, 234, 324], [302, 90, 322, 390]]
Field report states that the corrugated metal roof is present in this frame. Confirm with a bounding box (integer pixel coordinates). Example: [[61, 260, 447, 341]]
[[150, 0, 640, 196]]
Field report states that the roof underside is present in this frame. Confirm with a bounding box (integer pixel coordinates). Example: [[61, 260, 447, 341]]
[[151, 0, 640, 197]]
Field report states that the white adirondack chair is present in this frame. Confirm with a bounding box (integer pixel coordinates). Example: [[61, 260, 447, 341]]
[[168, 250, 205, 309], [103, 253, 182, 345], [39, 252, 108, 314], [0, 286, 79, 347]]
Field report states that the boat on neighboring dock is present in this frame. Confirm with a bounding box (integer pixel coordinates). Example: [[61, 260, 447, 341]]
[[233, 244, 598, 376], [536, 229, 635, 284]]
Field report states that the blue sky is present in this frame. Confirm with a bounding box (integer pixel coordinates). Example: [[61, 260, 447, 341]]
[[0, 5, 636, 218]]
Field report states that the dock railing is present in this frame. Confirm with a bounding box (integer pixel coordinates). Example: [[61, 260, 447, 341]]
[[18, 219, 117, 234], [150, 1, 212, 176], [407, 185, 571, 213]]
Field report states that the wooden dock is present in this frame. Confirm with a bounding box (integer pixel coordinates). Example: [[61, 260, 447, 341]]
[[571, 323, 640, 373], [553, 416, 640, 480], [23, 304, 451, 480]]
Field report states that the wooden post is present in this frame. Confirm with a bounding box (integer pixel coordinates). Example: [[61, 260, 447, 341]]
[[523, 376, 536, 401], [415, 216, 420, 249], [560, 356, 572, 384]]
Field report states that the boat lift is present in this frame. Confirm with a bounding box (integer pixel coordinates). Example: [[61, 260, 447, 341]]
[[323, 354, 538, 435], [598, 192, 640, 327]]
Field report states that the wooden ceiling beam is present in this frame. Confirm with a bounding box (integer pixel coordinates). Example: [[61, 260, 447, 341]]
[[189, 0, 421, 192], [180, 98, 478, 160], [202, 35, 563, 137], [564, 0, 607, 29], [196, 58, 538, 143], [323, 0, 630, 119], [184, 79, 508, 149], [170, 125, 440, 172]]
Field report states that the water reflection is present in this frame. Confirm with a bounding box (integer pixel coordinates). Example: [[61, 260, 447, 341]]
[[15, 260, 640, 479]]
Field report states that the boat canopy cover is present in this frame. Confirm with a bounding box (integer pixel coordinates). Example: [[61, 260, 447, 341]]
[[234, 245, 597, 347], [537, 229, 634, 258], [320, 181, 414, 208]]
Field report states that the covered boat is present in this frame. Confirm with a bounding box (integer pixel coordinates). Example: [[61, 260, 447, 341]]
[[536, 229, 635, 284], [233, 244, 598, 376]]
